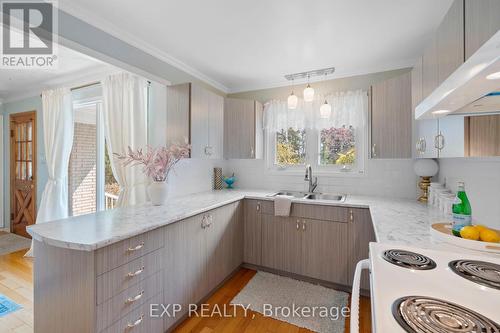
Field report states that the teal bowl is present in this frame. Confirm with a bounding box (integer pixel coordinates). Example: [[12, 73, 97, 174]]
[[223, 176, 235, 188]]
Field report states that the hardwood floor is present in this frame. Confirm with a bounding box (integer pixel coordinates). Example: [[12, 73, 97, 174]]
[[0, 249, 33, 333], [0, 252, 371, 333], [174, 268, 372, 333]]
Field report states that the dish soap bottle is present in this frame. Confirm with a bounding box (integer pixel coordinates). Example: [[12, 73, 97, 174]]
[[452, 181, 472, 237]]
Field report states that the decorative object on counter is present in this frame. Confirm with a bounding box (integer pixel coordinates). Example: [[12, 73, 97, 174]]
[[413, 159, 439, 202], [452, 182, 472, 237], [115, 143, 191, 205], [428, 182, 444, 206], [222, 173, 235, 189], [213, 167, 224, 190]]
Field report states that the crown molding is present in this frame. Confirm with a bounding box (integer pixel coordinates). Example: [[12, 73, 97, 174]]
[[55, 2, 230, 93]]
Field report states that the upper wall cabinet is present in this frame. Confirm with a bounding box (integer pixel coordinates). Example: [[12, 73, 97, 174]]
[[412, 58, 439, 158], [166, 83, 224, 159], [370, 72, 412, 159], [437, 0, 464, 84], [465, 0, 500, 59], [224, 98, 263, 159], [422, 36, 439, 99]]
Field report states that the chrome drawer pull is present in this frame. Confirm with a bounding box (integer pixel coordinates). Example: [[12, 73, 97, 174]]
[[127, 242, 145, 252], [126, 267, 145, 278], [125, 290, 144, 304], [126, 314, 143, 329]]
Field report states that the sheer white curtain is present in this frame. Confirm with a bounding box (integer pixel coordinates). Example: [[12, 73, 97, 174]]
[[263, 89, 367, 131], [102, 72, 148, 207], [26, 87, 74, 257]]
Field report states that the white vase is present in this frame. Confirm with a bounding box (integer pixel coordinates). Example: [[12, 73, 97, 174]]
[[148, 181, 168, 206]]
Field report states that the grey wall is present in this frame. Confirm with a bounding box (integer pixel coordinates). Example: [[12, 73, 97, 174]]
[[438, 158, 500, 229]]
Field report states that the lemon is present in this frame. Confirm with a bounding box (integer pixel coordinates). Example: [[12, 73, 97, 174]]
[[474, 225, 488, 233], [460, 226, 480, 240], [479, 229, 500, 243]]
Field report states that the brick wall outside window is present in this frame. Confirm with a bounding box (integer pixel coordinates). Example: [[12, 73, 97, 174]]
[[68, 122, 97, 216]]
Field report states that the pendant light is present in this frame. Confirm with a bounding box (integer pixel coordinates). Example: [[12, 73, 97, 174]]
[[319, 73, 331, 118], [287, 78, 298, 109], [303, 75, 315, 102]]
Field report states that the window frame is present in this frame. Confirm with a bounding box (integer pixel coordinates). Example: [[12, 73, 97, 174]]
[[265, 125, 367, 177]]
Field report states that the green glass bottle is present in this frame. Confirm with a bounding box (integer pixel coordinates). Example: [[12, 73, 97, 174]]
[[452, 182, 472, 237]]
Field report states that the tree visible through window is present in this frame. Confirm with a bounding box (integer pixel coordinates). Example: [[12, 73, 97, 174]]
[[276, 128, 306, 165], [319, 126, 356, 166]]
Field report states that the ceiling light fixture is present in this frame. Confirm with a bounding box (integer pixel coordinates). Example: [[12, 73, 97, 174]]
[[303, 75, 315, 102], [319, 73, 331, 118], [486, 71, 500, 80], [287, 78, 298, 109], [432, 109, 451, 115]]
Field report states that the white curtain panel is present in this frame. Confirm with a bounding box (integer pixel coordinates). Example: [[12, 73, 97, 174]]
[[102, 72, 148, 207], [263, 89, 367, 131], [26, 87, 74, 257]]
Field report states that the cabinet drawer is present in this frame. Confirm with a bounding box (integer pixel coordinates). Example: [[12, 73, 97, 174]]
[[96, 229, 163, 276], [97, 249, 162, 304], [291, 203, 349, 222], [97, 271, 163, 332], [102, 293, 164, 333]]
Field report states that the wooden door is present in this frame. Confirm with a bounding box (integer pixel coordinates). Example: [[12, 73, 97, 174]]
[[243, 199, 262, 265], [224, 98, 255, 159], [10, 111, 36, 238], [302, 218, 350, 285], [206, 205, 233, 289], [465, 0, 500, 59], [371, 72, 412, 158]]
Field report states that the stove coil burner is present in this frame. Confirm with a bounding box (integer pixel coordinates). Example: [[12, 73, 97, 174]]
[[449, 260, 500, 290], [382, 249, 436, 270], [393, 296, 500, 333]]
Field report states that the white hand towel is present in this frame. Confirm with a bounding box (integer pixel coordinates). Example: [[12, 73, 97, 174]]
[[274, 195, 293, 216]]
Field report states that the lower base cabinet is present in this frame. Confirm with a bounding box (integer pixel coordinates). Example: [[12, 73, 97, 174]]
[[246, 200, 375, 289]]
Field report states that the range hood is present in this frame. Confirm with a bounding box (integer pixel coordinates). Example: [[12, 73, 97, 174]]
[[415, 30, 500, 120], [454, 92, 500, 115]]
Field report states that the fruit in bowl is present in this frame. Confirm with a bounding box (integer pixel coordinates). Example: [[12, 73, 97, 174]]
[[459, 225, 500, 243]]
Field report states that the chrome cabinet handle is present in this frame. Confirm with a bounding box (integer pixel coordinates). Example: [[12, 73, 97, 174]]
[[206, 214, 213, 228], [350, 210, 354, 223], [296, 219, 300, 230], [201, 215, 207, 229], [204, 146, 213, 156], [302, 220, 306, 231], [256, 203, 260, 212], [126, 267, 145, 278], [420, 138, 427, 153], [250, 147, 255, 158], [125, 290, 144, 304], [434, 133, 445, 150], [126, 315, 144, 328], [127, 242, 144, 253], [371, 144, 377, 158]]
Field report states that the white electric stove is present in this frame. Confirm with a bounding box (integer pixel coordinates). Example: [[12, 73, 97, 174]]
[[351, 242, 500, 333]]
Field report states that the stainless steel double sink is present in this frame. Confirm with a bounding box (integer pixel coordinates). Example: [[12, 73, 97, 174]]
[[270, 191, 346, 202]]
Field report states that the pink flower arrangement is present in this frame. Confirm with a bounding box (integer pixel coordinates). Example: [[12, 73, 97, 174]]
[[115, 144, 191, 182]]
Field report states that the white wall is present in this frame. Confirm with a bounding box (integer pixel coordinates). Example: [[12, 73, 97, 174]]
[[224, 158, 417, 199], [437, 158, 500, 229], [0, 113, 4, 228]]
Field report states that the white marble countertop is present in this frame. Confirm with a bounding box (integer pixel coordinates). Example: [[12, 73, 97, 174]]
[[27, 189, 448, 251]]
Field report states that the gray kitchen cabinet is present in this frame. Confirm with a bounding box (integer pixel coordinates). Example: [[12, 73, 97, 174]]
[[370, 72, 412, 158], [348, 208, 376, 291], [243, 199, 262, 265], [302, 217, 350, 285], [437, 0, 464, 84], [167, 83, 224, 159], [465, 0, 500, 59], [224, 98, 263, 159], [261, 215, 302, 275], [412, 57, 439, 158], [422, 35, 439, 99]]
